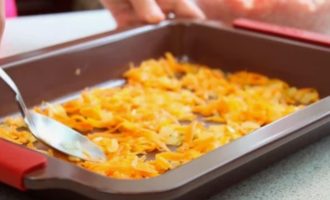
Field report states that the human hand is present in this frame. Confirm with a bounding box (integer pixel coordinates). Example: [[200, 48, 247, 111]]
[[101, 0, 330, 34], [197, 0, 330, 33], [100, 0, 206, 27]]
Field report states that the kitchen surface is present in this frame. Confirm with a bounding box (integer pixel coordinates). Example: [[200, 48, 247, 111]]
[[1, 8, 330, 200]]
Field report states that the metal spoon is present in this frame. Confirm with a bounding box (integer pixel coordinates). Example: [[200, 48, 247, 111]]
[[0, 68, 106, 162]]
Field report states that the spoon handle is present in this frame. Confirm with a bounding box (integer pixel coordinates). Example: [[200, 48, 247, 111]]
[[0, 67, 30, 118]]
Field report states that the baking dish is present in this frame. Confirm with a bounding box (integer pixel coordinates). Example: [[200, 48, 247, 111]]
[[0, 20, 330, 200]]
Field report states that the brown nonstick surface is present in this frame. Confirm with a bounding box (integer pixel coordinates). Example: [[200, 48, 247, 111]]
[[0, 21, 330, 200]]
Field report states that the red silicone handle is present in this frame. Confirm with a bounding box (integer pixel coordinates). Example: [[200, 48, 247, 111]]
[[0, 139, 46, 191], [233, 18, 330, 47]]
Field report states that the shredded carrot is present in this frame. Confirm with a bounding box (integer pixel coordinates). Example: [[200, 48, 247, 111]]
[[0, 53, 319, 179]]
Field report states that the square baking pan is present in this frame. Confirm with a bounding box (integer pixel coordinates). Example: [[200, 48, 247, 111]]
[[0, 20, 330, 200]]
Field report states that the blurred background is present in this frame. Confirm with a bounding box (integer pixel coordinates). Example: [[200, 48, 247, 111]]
[[2, 0, 329, 58], [16, 0, 102, 16], [1, 0, 116, 58]]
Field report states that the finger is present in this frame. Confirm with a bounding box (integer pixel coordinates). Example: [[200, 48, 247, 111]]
[[129, 0, 166, 23], [157, 0, 206, 19], [100, 0, 141, 27], [174, 0, 206, 19], [290, 0, 325, 12], [275, 0, 325, 16], [225, 0, 275, 14], [196, 0, 227, 20]]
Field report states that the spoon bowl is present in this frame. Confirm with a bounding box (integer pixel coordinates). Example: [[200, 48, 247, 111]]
[[0, 68, 106, 162], [28, 112, 106, 162]]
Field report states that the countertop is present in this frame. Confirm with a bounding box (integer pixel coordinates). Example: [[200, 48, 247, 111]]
[[0, 10, 116, 58], [1, 10, 330, 200]]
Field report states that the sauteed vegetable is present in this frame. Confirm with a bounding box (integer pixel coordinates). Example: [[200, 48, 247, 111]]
[[0, 53, 319, 179]]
